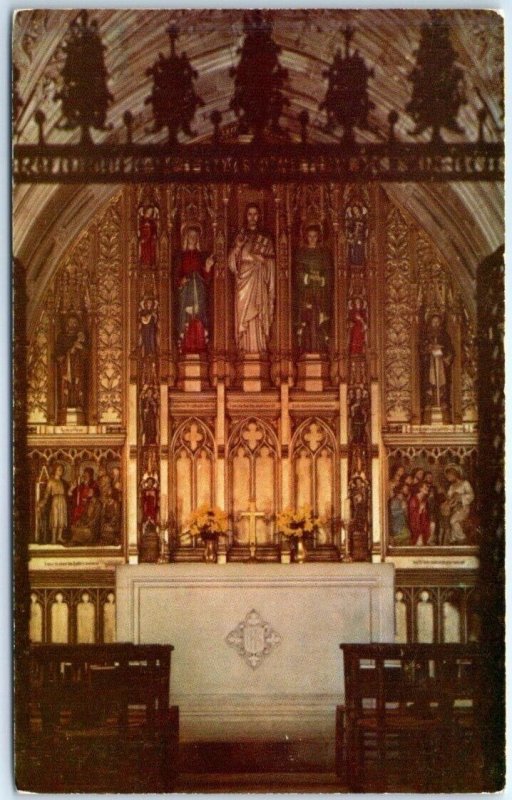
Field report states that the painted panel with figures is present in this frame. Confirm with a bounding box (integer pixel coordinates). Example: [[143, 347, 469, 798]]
[[386, 446, 478, 550], [29, 449, 123, 550]]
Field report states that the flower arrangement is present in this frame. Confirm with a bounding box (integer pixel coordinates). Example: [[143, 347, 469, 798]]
[[184, 504, 228, 539], [275, 505, 323, 539]]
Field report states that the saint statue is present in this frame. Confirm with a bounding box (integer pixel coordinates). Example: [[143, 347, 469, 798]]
[[294, 224, 333, 354], [420, 313, 454, 417], [345, 203, 368, 266], [176, 226, 215, 354], [139, 298, 158, 357], [348, 296, 368, 355], [141, 476, 158, 523], [141, 386, 158, 445], [138, 205, 158, 267], [55, 314, 88, 416], [228, 204, 276, 353]]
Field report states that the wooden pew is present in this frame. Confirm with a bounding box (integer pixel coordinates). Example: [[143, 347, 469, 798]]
[[336, 643, 485, 792], [18, 643, 179, 793]]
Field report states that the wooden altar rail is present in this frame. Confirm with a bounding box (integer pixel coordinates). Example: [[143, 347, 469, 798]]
[[17, 643, 179, 793], [336, 643, 487, 792]]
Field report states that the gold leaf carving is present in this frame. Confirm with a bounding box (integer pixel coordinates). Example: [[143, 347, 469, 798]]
[[27, 309, 49, 423], [384, 206, 413, 422], [97, 198, 123, 423], [461, 314, 478, 422]]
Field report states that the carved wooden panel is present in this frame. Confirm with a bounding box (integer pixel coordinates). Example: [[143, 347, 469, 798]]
[[27, 310, 49, 423], [384, 206, 413, 422], [97, 196, 123, 423]]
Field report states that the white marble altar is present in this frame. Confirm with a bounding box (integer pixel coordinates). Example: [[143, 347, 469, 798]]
[[116, 563, 394, 742]]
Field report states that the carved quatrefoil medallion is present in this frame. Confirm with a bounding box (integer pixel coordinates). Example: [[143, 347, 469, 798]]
[[226, 609, 281, 669]]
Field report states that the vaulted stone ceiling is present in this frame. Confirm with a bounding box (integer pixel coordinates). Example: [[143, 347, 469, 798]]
[[12, 9, 503, 329]]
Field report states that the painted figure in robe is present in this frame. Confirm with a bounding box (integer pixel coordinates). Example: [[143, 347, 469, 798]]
[[228, 204, 276, 353], [69, 467, 98, 525], [37, 463, 68, 544], [70, 486, 102, 545], [389, 486, 410, 545], [176, 226, 215, 353], [408, 481, 430, 546], [442, 465, 475, 544], [294, 224, 332, 354], [100, 484, 122, 544]]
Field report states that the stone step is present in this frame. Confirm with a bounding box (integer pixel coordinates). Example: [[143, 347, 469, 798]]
[[175, 771, 343, 793]]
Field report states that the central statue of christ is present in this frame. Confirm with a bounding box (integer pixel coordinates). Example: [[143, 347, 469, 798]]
[[228, 203, 276, 354]]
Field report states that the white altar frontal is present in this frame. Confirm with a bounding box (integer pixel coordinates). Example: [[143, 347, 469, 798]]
[[116, 562, 394, 747]]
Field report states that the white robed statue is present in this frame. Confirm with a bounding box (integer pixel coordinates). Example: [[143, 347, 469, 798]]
[[228, 204, 276, 353]]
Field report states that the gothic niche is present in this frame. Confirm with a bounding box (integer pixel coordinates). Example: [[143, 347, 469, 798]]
[[31, 450, 122, 547], [55, 312, 90, 425], [291, 418, 337, 545], [170, 418, 215, 544], [387, 447, 477, 549], [52, 237, 93, 426], [228, 419, 278, 552], [419, 310, 455, 425]]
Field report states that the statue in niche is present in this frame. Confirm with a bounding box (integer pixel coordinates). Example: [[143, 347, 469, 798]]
[[138, 205, 158, 267], [228, 203, 276, 353], [348, 296, 368, 355], [349, 475, 369, 530], [141, 476, 159, 523], [176, 226, 215, 354], [139, 297, 158, 357], [294, 223, 333, 354], [141, 386, 159, 445], [345, 202, 368, 266], [420, 312, 454, 418], [55, 314, 88, 418], [349, 386, 369, 444], [37, 463, 68, 544]]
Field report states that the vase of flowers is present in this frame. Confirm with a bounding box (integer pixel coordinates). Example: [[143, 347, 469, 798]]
[[275, 505, 323, 563], [184, 504, 228, 563]]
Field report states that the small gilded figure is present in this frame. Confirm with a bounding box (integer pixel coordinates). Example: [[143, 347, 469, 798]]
[[139, 297, 158, 357], [345, 203, 368, 266], [348, 296, 368, 355], [138, 205, 158, 267]]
